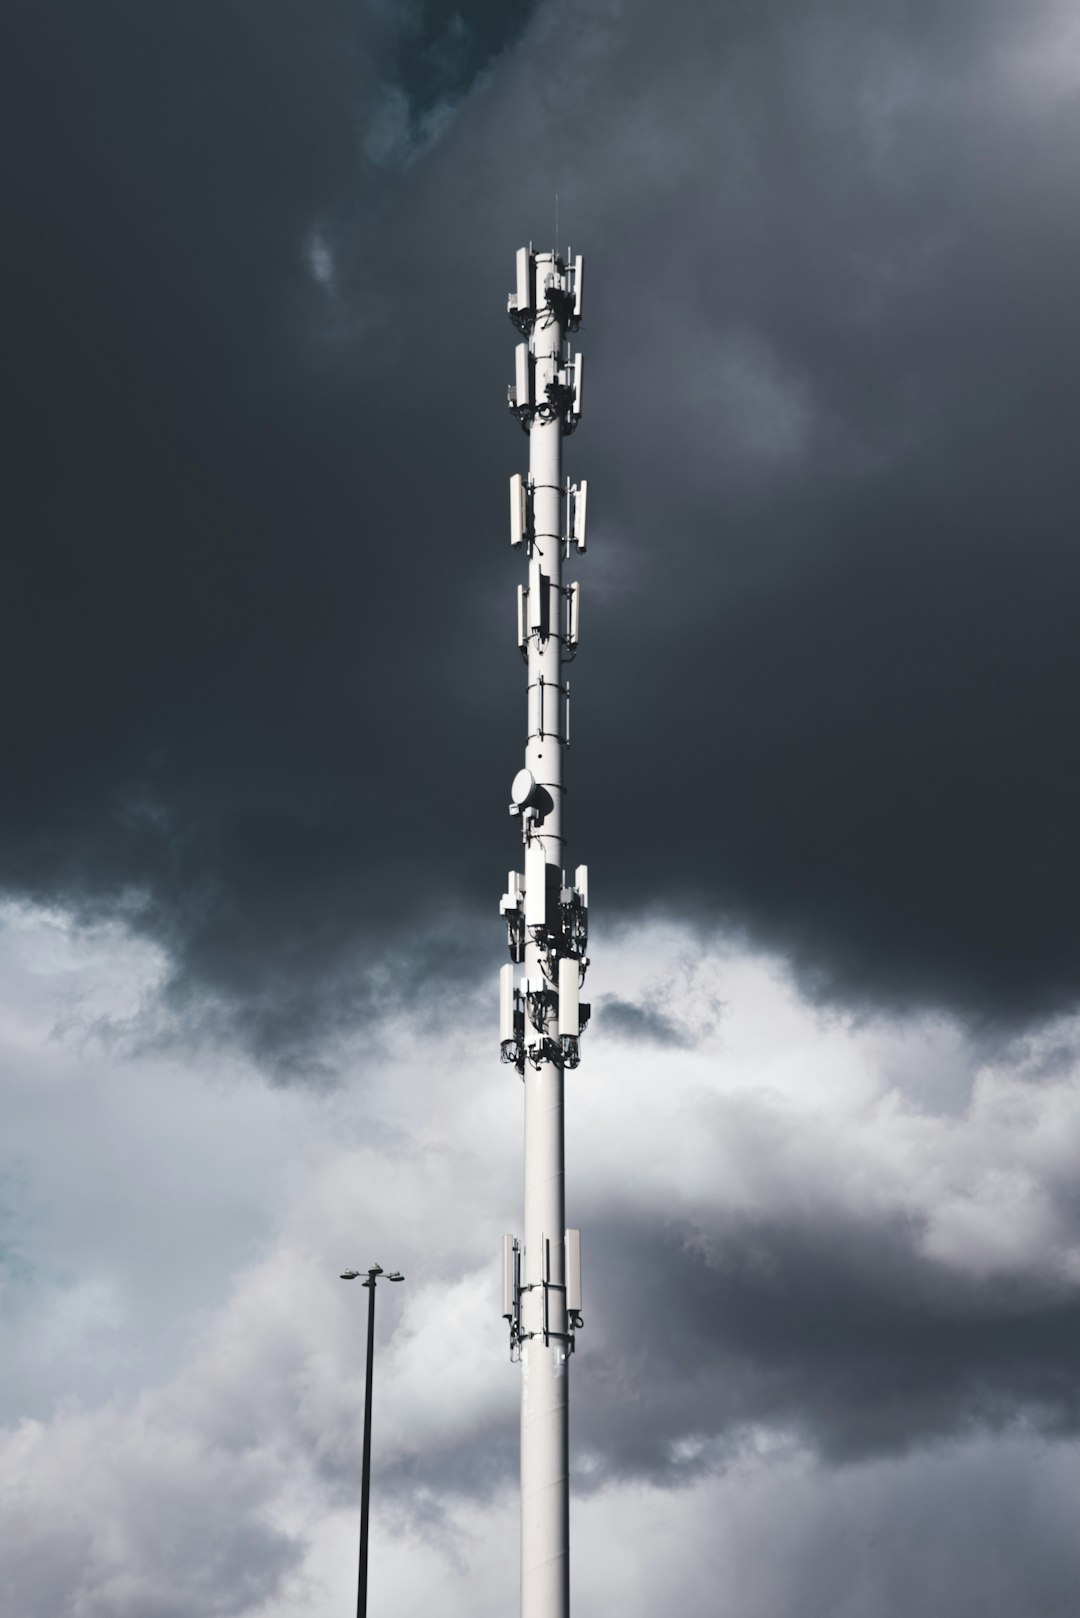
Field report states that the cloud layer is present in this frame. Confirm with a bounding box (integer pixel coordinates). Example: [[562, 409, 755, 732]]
[[7, 908, 1080, 1612]]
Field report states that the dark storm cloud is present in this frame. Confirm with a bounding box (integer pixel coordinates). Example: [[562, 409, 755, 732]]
[[369, 0, 538, 163], [572, 1205, 1080, 1486], [3, 0, 535, 1070], [6, 0, 1080, 1066], [554, 0, 1080, 1031]]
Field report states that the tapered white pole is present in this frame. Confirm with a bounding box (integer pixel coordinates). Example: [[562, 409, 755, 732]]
[[500, 247, 588, 1618]]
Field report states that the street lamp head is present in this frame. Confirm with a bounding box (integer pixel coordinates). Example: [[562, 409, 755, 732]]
[[340, 1264, 402, 1285]]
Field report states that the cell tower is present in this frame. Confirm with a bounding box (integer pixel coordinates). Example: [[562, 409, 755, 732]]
[[499, 245, 588, 1618]]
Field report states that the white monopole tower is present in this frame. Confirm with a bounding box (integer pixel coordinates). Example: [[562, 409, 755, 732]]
[[499, 245, 588, 1618]]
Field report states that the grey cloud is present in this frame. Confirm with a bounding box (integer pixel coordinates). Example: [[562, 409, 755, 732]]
[[1, 1404, 302, 1618], [597, 994, 697, 1048], [565, 1436, 1080, 1618], [570, 1202, 1080, 1487]]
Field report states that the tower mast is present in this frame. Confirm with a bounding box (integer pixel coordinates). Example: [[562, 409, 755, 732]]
[[499, 246, 589, 1618]]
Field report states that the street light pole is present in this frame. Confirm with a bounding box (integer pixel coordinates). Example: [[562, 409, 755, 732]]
[[340, 1264, 404, 1618]]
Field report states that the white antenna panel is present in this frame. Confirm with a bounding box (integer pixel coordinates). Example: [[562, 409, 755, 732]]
[[573, 480, 588, 552], [499, 963, 516, 1042], [558, 956, 579, 1036], [568, 581, 580, 647], [528, 563, 544, 632], [516, 585, 526, 648], [565, 1229, 582, 1313], [573, 255, 584, 320], [572, 351, 583, 418], [525, 841, 547, 928], [575, 864, 588, 907], [510, 473, 525, 546], [515, 247, 533, 313], [515, 343, 531, 409]]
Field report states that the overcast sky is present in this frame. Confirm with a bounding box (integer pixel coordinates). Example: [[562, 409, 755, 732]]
[[5, 1, 1080, 1614]]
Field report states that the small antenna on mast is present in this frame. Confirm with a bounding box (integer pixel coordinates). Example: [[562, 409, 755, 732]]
[[555, 191, 559, 257]]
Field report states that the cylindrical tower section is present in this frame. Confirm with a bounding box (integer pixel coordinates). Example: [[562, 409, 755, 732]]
[[521, 251, 569, 1618], [501, 244, 586, 1618]]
